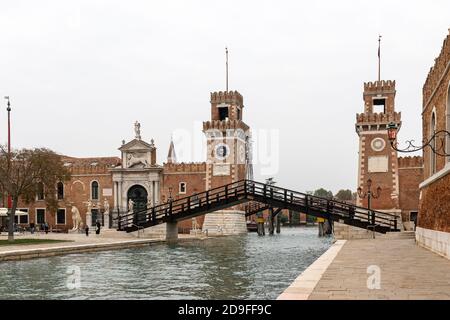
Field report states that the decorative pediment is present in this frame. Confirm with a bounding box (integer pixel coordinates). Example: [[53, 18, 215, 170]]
[[119, 139, 154, 152]]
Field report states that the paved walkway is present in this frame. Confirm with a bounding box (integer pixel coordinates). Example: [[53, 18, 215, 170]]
[[308, 238, 450, 300]]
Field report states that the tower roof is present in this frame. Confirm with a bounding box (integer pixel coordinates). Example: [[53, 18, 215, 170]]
[[167, 138, 177, 164]]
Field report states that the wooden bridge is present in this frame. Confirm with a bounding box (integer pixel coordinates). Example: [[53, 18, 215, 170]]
[[114, 180, 400, 241]]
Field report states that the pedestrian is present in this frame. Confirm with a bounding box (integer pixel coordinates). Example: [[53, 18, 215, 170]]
[[95, 220, 101, 235], [30, 222, 35, 234], [44, 222, 49, 234], [85, 224, 89, 236]]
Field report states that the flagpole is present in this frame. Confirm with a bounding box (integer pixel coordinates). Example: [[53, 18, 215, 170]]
[[226, 47, 229, 92], [378, 35, 382, 82]]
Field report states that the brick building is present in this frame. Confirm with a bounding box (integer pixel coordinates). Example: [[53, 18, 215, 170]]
[[355, 80, 424, 230], [416, 29, 450, 258], [2, 90, 252, 235]]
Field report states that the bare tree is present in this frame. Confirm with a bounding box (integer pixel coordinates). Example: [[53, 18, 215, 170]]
[[0, 146, 70, 241]]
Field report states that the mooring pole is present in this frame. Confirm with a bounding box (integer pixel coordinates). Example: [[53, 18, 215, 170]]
[[269, 207, 274, 235], [276, 213, 281, 234]]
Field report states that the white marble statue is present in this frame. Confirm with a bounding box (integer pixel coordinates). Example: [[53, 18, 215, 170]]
[[128, 199, 135, 212], [192, 217, 198, 231], [86, 200, 93, 228], [71, 205, 83, 231], [103, 198, 110, 229], [103, 198, 110, 214], [134, 121, 141, 140]]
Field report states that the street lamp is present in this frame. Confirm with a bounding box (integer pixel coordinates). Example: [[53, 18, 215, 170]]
[[168, 187, 173, 202], [4, 96, 12, 209], [387, 121, 450, 156], [357, 178, 381, 225]]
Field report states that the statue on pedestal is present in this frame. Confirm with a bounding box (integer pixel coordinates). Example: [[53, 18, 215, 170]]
[[103, 198, 110, 229], [71, 205, 83, 231], [86, 200, 93, 228], [128, 199, 134, 213], [134, 121, 141, 140]]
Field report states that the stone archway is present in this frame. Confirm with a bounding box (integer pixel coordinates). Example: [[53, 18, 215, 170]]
[[127, 185, 148, 224]]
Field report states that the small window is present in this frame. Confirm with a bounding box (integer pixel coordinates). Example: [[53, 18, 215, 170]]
[[373, 98, 386, 113], [57, 182, 64, 200], [179, 182, 187, 194], [36, 209, 46, 224], [237, 108, 241, 120], [37, 182, 44, 200], [56, 209, 66, 225], [219, 107, 229, 120], [91, 181, 99, 200]]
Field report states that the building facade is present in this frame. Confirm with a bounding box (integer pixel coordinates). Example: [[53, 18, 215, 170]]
[[416, 29, 450, 258], [5, 90, 252, 235]]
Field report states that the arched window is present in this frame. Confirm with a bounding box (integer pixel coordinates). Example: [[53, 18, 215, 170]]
[[91, 181, 99, 200], [431, 111, 437, 174], [57, 182, 64, 200], [446, 81, 450, 162]]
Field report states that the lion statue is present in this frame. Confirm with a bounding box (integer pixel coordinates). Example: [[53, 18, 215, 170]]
[[71, 205, 84, 231]]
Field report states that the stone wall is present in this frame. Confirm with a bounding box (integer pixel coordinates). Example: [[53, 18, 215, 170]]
[[398, 156, 423, 222]]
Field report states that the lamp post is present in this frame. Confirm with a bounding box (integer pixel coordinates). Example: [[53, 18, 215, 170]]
[[357, 178, 381, 225], [4, 97, 12, 209], [387, 121, 450, 156], [168, 187, 173, 202]]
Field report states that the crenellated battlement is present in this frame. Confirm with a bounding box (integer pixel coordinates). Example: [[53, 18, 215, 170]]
[[62, 156, 120, 175], [356, 111, 401, 124], [163, 162, 206, 173], [423, 29, 450, 107], [203, 119, 249, 132], [398, 156, 423, 169], [364, 80, 396, 93], [210, 91, 243, 107]]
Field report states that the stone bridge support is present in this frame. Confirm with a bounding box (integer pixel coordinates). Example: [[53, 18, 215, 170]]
[[166, 221, 178, 243]]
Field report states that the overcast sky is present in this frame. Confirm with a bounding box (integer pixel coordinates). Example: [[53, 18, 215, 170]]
[[1, 0, 449, 193]]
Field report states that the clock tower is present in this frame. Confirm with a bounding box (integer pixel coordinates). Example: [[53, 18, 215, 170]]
[[355, 80, 402, 216], [201, 90, 251, 235]]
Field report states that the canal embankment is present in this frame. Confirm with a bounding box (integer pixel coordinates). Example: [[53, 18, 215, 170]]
[[0, 232, 207, 261]]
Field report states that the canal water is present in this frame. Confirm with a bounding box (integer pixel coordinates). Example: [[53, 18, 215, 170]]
[[0, 227, 332, 300]]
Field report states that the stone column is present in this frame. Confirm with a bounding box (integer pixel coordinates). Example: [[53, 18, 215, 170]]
[[155, 181, 160, 205], [113, 181, 118, 209], [166, 221, 178, 243]]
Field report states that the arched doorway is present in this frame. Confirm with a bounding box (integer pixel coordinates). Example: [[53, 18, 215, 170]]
[[127, 185, 148, 224]]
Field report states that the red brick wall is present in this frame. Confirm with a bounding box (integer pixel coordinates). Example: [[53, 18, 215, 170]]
[[15, 157, 118, 231], [162, 163, 207, 230], [398, 156, 423, 221], [419, 29, 450, 233]]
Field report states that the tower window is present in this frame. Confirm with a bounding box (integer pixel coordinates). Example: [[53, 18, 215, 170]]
[[179, 182, 186, 194], [237, 108, 241, 120], [373, 98, 386, 113], [219, 107, 229, 120]]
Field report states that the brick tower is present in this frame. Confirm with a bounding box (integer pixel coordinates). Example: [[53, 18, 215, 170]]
[[201, 91, 250, 235], [355, 80, 402, 217]]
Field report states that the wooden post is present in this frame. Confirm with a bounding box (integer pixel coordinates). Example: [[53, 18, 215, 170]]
[[276, 213, 281, 234], [269, 207, 274, 235]]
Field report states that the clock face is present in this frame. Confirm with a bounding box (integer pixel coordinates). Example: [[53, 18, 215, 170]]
[[215, 143, 229, 161], [371, 138, 386, 152]]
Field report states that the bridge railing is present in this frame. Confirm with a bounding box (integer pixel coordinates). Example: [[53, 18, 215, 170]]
[[115, 179, 399, 231]]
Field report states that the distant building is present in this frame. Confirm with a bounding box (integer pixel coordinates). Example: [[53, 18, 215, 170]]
[[416, 29, 450, 258]]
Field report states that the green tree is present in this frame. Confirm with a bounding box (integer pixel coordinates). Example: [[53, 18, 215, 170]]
[[313, 188, 333, 199], [335, 189, 353, 201], [0, 146, 71, 241]]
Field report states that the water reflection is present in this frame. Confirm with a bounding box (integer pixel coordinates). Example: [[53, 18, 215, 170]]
[[0, 227, 332, 300]]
